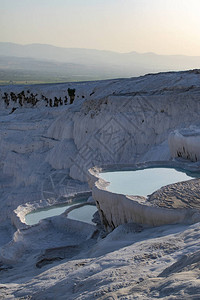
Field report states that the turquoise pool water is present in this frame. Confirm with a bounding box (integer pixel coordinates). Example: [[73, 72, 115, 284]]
[[68, 205, 97, 224], [100, 167, 198, 197], [25, 198, 96, 225]]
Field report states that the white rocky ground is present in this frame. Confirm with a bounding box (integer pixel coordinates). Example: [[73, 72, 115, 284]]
[[0, 70, 200, 299], [169, 126, 200, 162]]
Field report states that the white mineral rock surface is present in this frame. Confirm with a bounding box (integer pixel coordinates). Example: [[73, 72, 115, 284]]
[[169, 126, 200, 161], [0, 71, 200, 299]]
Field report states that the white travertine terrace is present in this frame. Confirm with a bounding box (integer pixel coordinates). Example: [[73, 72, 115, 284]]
[[1, 71, 200, 298], [169, 126, 200, 162], [88, 162, 200, 232]]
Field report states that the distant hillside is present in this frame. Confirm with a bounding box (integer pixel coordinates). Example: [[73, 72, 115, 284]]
[[1, 42, 200, 84], [0, 56, 121, 84]]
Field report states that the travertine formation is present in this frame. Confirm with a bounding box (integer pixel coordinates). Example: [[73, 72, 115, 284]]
[[88, 162, 200, 232], [0, 71, 200, 298], [169, 126, 200, 161]]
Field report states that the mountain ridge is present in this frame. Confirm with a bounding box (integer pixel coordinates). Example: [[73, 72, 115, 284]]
[[1, 42, 200, 84], [1, 42, 200, 58]]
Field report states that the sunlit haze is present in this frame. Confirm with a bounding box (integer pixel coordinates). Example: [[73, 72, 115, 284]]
[[1, 0, 200, 55]]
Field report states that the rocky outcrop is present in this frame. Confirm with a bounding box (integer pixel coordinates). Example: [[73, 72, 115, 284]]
[[169, 126, 200, 162]]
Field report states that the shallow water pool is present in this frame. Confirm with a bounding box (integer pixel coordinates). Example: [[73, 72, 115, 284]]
[[100, 167, 199, 197], [68, 205, 97, 224], [25, 198, 96, 225]]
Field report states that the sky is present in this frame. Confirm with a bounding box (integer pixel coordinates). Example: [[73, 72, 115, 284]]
[[1, 0, 200, 56]]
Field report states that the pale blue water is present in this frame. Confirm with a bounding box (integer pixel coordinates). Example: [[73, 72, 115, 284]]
[[100, 167, 198, 197], [68, 205, 97, 224], [25, 199, 91, 225]]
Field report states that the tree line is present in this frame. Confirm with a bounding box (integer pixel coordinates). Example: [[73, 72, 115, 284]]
[[2, 88, 76, 108]]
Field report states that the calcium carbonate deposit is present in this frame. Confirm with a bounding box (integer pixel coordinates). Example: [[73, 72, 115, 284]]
[[1, 70, 200, 299]]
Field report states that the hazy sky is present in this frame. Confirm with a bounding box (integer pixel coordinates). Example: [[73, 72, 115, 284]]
[[1, 0, 200, 55]]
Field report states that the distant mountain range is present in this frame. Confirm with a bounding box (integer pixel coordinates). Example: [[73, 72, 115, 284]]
[[1, 42, 200, 84]]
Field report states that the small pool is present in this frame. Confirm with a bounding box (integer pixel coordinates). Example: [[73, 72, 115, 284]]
[[68, 205, 97, 224], [25, 198, 96, 225], [100, 167, 199, 197]]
